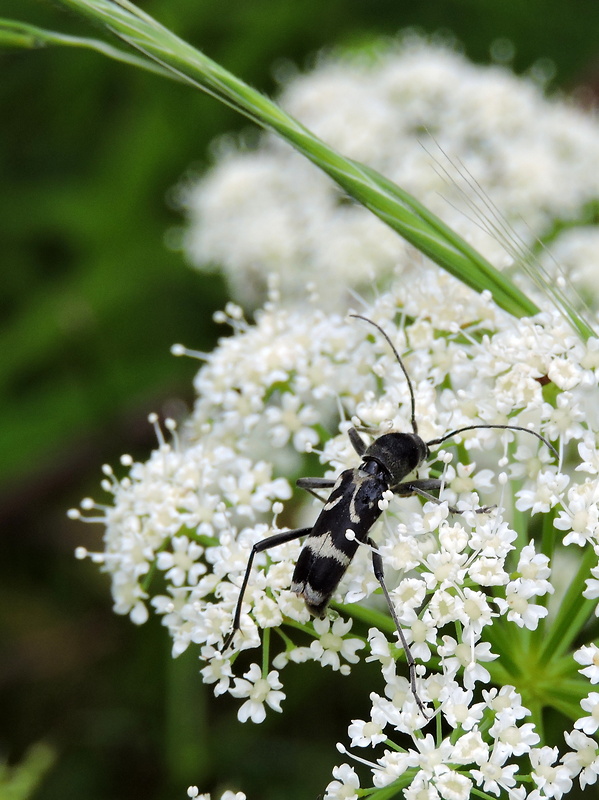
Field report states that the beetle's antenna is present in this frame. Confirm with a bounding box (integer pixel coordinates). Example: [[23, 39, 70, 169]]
[[428, 423, 559, 462], [350, 314, 418, 435]]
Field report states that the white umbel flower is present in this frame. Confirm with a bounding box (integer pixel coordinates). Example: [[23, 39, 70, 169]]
[[182, 37, 599, 308], [75, 255, 596, 798]]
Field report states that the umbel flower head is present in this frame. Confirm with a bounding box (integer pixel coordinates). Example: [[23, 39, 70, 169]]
[[181, 35, 599, 308], [72, 263, 599, 798]]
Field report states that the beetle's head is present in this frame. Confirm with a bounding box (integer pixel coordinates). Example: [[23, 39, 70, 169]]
[[363, 432, 428, 486]]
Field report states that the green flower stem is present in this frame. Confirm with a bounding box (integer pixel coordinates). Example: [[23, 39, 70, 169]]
[[555, 675, 586, 706], [539, 507, 558, 562], [486, 603, 591, 725], [529, 513, 557, 650], [140, 539, 171, 593], [340, 601, 397, 636], [472, 790, 504, 800], [509, 482, 528, 556], [528, 697, 545, 744], [435, 703, 443, 740], [280, 618, 321, 639], [261, 627, 271, 675], [540, 545, 597, 662], [4, 0, 544, 321], [362, 777, 412, 799], [383, 739, 406, 753], [166, 649, 210, 785], [484, 620, 525, 681], [274, 626, 296, 651], [550, 673, 591, 709]]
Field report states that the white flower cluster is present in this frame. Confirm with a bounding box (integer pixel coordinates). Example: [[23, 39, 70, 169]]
[[181, 36, 599, 307], [187, 788, 245, 800], [73, 265, 599, 798], [325, 644, 599, 800]]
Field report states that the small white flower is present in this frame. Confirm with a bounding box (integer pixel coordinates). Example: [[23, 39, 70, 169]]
[[490, 721, 540, 757], [348, 713, 387, 747], [434, 769, 472, 800], [229, 663, 285, 723], [381, 673, 413, 714], [583, 564, 599, 608], [422, 550, 468, 592], [509, 441, 555, 483], [391, 576, 427, 613], [264, 392, 320, 451], [456, 588, 494, 636], [576, 435, 599, 475], [515, 470, 569, 515], [444, 461, 495, 501], [494, 363, 543, 414], [156, 535, 206, 587], [516, 544, 553, 594], [440, 686, 485, 731], [450, 729, 489, 765], [428, 590, 460, 627], [438, 522, 470, 554], [470, 745, 519, 796], [438, 633, 497, 689], [554, 481, 599, 547], [404, 773, 440, 800], [542, 391, 585, 439], [574, 643, 599, 684], [482, 686, 529, 722], [200, 650, 234, 696], [402, 612, 438, 662], [378, 531, 421, 571], [365, 627, 396, 677], [373, 736, 452, 787], [529, 746, 573, 799], [412, 735, 454, 779], [468, 555, 509, 586], [323, 764, 360, 800], [563, 729, 599, 788], [310, 616, 365, 670], [495, 579, 549, 630], [372, 748, 414, 787], [574, 691, 599, 735], [468, 517, 517, 559], [252, 594, 284, 630]]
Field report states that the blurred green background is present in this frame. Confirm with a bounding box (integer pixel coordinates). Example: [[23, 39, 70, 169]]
[[1, 1, 598, 798]]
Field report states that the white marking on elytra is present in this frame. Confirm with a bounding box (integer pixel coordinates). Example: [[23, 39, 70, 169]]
[[323, 492, 344, 512], [301, 586, 327, 607], [349, 477, 375, 524], [304, 537, 351, 566], [349, 494, 362, 524]]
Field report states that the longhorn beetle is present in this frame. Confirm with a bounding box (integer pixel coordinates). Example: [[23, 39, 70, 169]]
[[221, 315, 558, 714]]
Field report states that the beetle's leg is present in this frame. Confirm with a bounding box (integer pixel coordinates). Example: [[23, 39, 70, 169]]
[[222, 526, 312, 652], [393, 478, 442, 495], [393, 479, 494, 514], [296, 476, 336, 503], [348, 426, 368, 456], [369, 538, 429, 718]]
